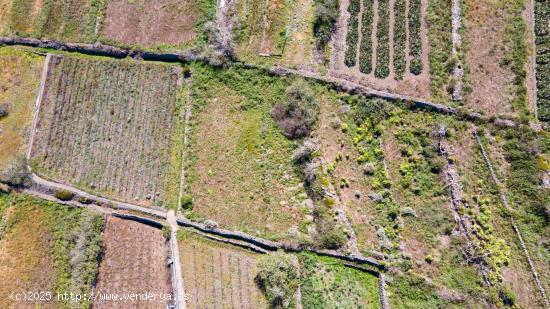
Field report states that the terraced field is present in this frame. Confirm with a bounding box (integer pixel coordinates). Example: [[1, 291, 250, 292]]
[[178, 230, 268, 308], [30, 55, 183, 208]]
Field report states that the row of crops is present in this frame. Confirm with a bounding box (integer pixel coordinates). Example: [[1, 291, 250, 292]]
[[31, 56, 181, 207], [344, 0, 424, 79], [535, 0, 550, 122]]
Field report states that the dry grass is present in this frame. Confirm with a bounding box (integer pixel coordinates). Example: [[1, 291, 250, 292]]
[[0, 47, 44, 173], [101, 0, 198, 48], [178, 230, 268, 309], [0, 200, 57, 308], [464, 0, 515, 116], [93, 216, 172, 309]]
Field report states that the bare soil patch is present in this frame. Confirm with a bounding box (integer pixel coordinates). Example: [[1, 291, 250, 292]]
[[101, 0, 198, 48], [93, 216, 173, 309]]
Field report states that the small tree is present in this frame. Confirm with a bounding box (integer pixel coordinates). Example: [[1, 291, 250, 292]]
[[313, 0, 339, 49], [180, 194, 193, 210], [272, 80, 319, 139]]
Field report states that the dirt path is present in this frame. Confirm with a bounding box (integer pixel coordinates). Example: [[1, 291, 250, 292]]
[[26, 54, 51, 159], [168, 210, 187, 309]]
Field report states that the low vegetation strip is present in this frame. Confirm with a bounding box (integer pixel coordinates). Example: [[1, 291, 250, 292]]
[[408, 0, 422, 75], [359, 0, 374, 73], [375, 0, 390, 78], [393, 0, 406, 79], [345, 0, 361, 67], [30, 55, 182, 208], [535, 0, 550, 122]]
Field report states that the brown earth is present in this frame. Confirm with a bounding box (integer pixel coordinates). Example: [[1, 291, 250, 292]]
[[92, 216, 173, 309], [178, 231, 267, 309], [101, 0, 198, 48], [463, 0, 515, 116]]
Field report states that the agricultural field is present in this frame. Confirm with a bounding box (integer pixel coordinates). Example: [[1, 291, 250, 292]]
[[0, 193, 104, 309], [178, 230, 269, 308], [178, 229, 381, 308], [535, 0, 550, 122], [99, 0, 208, 49], [93, 215, 174, 309], [0, 0, 104, 42], [462, 0, 530, 119], [329, 0, 430, 98], [0, 47, 43, 175], [30, 54, 184, 208]]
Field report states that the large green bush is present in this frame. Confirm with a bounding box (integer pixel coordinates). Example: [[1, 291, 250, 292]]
[[255, 251, 299, 308]]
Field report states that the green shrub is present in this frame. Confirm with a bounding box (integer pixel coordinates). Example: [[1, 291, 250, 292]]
[[359, 0, 374, 73], [393, 0, 407, 79], [320, 228, 347, 249], [344, 0, 361, 67], [180, 194, 193, 210], [54, 189, 74, 201], [409, 0, 423, 75], [375, 0, 390, 78], [255, 251, 299, 308], [313, 0, 340, 49], [271, 80, 319, 138]]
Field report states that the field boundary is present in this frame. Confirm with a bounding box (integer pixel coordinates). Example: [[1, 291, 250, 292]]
[[473, 128, 549, 307], [0, 36, 537, 131]]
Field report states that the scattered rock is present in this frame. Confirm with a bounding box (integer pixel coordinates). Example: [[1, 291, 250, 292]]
[[369, 192, 383, 203], [204, 219, 219, 230], [354, 190, 361, 198], [364, 163, 375, 175], [287, 226, 299, 237], [401, 207, 417, 217]]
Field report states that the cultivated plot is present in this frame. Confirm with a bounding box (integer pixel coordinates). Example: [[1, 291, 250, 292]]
[[178, 230, 268, 309], [330, 0, 430, 98], [30, 55, 183, 208], [93, 216, 173, 309]]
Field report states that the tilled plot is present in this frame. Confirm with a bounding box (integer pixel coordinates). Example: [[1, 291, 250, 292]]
[[92, 216, 173, 309], [178, 232, 268, 309], [30, 55, 181, 207]]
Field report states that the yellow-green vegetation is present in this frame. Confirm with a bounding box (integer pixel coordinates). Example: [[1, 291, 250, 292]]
[[0, 47, 43, 174], [427, 0, 453, 102], [186, 64, 309, 239], [0, 0, 106, 42], [0, 193, 104, 309], [298, 253, 380, 308]]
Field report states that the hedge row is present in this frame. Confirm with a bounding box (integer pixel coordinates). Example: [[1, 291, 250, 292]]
[[359, 0, 374, 73], [375, 0, 390, 78], [408, 0, 422, 75], [393, 0, 407, 79], [344, 0, 361, 67], [535, 0, 550, 122]]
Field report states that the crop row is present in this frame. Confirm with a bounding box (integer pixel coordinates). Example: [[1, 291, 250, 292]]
[[32, 56, 180, 207], [535, 0, 550, 122], [180, 240, 266, 309], [359, 0, 374, 73], [408, 0, 422, 75], [375, 0, 390, 78], [393, 0, 407, 79], [345, 0, 361, 67]]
